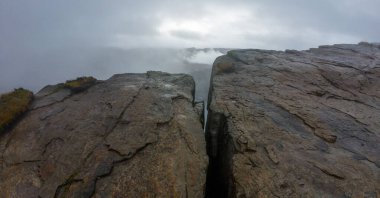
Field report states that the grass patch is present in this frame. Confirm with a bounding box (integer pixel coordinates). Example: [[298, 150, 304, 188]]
[[0, 88, 33, 133], [64, 76, 97, 93]]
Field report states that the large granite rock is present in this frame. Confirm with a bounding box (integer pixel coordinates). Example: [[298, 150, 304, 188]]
[[206, 42, 380, 197], [0, 72, 207, 197]]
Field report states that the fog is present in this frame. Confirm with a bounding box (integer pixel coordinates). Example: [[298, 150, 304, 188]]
[[0, 47, 223, 101], [1, 0, 380, 100]]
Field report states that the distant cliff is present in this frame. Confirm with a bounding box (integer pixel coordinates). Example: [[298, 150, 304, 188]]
[[0, 43, 379, 198]]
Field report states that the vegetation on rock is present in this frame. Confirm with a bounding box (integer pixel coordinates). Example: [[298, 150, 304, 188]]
[[0, 88, 33, 133], [64, 76, 97, 93]]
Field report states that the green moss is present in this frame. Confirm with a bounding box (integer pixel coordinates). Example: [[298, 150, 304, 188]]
[[0, 88, 33, 133], [64, 76, 97, 93], [227, 50, 239, 60]]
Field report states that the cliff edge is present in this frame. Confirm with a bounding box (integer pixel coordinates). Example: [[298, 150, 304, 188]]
[[1, 42, 379, 198], [206, 42, 380, 197], [0, 72, 207, 197]]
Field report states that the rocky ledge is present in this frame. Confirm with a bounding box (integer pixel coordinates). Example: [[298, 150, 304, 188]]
[[0, 71, 207, 197], [206, 42, 380, 197]]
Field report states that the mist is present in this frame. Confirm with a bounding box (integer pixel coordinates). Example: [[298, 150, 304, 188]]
[[0, 47, 224, 102], [1, 0, 380, 100]]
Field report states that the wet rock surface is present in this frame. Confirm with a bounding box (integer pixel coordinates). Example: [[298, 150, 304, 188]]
[[206, 43, 380, 197], [0, 71, 207, 197]]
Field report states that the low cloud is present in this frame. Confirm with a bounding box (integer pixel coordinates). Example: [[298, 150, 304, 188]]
[[1, 0, 379, 93], [169, 30, 204, 40]]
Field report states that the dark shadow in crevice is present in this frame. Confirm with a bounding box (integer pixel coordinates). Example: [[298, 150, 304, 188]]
[[205, 111, 236, 198]]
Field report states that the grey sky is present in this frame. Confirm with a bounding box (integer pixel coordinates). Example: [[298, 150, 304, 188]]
[[1, 0, 380, 92], [2, 0, 379, 50]]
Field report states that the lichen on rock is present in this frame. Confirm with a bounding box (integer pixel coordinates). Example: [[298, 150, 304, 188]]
[[0, 88, 33, 133]]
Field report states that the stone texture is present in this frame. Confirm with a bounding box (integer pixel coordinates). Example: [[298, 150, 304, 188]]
[[0, 71, 207, 198], [206, 42, 380, 197]]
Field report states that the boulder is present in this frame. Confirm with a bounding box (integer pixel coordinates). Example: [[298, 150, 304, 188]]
[[206, 43, 380, 197], [0, 72, 207, 198]]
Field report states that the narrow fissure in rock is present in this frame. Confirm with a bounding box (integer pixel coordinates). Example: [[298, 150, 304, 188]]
[[205, 111, 235, 198]]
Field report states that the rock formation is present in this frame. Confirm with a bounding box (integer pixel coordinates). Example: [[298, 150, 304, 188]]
[[1, 42, 380, 198], [206, 42, 380, 197], [0, 72, 207, 197]]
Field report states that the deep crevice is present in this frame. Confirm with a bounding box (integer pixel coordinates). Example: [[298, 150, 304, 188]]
[[205, 111, 236, 198]]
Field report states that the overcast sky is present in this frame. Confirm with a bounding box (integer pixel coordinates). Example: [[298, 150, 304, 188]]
[[1, 0, 380, 92], [2, 0, 380, 50]]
